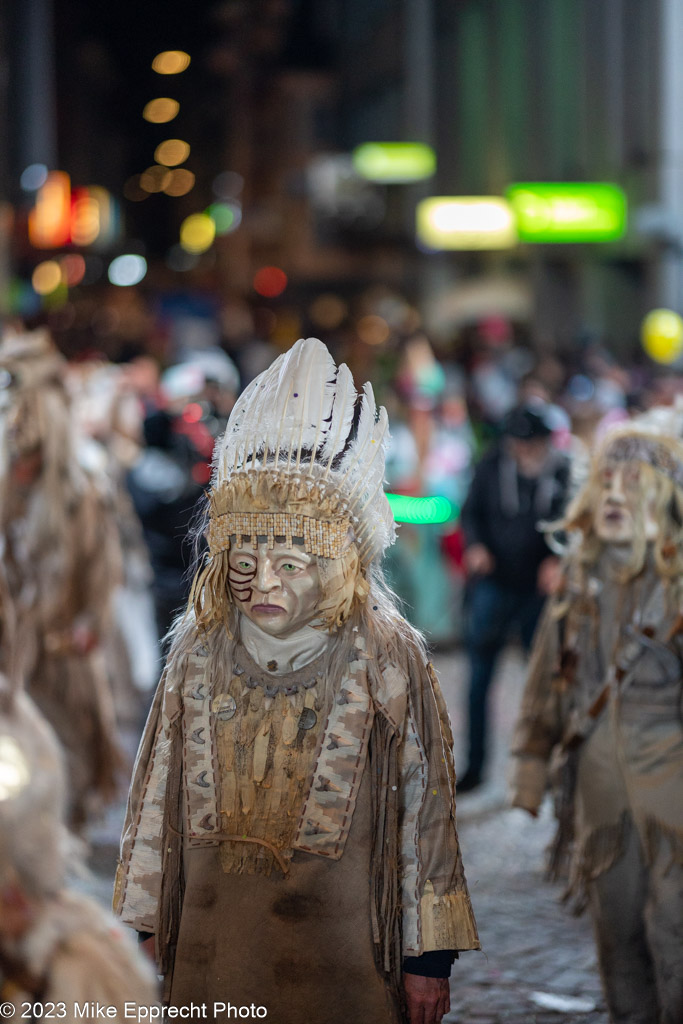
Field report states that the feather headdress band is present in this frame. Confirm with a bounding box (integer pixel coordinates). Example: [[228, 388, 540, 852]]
[[207, 337, 395, 565]]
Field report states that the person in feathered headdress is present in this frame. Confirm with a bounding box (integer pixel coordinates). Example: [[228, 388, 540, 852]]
[[0, 675, 158, 1017], [0, 327, 123, 829], [510, 422, 683, 1024], [114, 338, 479, 1024]]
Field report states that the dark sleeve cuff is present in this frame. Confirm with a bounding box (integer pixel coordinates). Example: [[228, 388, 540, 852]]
[[137, 931, 155, 944], [402, 949, 457, 978]]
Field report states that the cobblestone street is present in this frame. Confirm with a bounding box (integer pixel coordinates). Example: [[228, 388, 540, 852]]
[[85, 646, 608, 1023]]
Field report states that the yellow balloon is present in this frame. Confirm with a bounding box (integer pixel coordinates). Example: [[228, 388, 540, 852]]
[[641, 308, 683, 364]]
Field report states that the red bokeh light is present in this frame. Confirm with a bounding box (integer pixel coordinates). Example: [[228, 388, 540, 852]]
[[253, 266, 288, 298]]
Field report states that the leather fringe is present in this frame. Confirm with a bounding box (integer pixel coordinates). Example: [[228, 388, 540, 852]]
[[368, 711, 404, 1017], [158, 719, 185, 984]]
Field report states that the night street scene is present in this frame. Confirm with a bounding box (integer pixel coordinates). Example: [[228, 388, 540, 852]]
[[0, 2, 682, 1023]]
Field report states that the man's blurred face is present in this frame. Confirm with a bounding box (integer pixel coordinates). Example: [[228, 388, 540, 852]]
[[228, 541, 321, 638], [507, 437, 550, 478]]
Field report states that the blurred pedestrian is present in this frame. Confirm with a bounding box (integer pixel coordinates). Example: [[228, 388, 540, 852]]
[[510, 424, 683, 1024], [0, 329, 123, 829], [458, 402, 570, 791], [127, 348, 239, 648]]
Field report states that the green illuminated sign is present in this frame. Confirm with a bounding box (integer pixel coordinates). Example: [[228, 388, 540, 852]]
[[506, 183, 627, 242], [386, 493, 457, 524], [352, 143, 436, 183]]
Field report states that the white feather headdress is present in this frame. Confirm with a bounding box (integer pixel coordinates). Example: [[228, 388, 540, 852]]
[[208, 337, 395, 565]]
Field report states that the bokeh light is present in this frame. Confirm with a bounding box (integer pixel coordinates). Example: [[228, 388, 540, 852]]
[[32, 260, 63, 295], [212, 171, 244, 199], [155, 139, 191, 167], [206, 202, 241, 235], [357, 314, 390, 346], [123, 175, 149, 202], [143, 98, 180, 123], [416, 196, 517, 250], [108, 254, 148, 287], [641, 309, 683, 364], [70, 191, 101, 246], [163, 169, 196, 196], [20, 163, 48, 192], [140, 165, 172, 193], [152, 51, 191, 75], [309, 294, 348, 330], [60, 254, 86, 287], [180, 213, 216, 254], [352, 142, 436, 183], [386, 493, 457, 524], [253, 266, 288, 298]]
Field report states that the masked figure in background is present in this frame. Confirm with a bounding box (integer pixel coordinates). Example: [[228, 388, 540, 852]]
[[115, 339, 479, 1024], [510, 425, 683, 1024], [0, 329, 123, 828], [0, 677, 157, 1018]]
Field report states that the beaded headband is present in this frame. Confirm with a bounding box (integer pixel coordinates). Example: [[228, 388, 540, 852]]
[[208, 511, 351, 559]]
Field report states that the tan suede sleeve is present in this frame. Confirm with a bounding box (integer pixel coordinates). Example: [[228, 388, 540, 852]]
[[509, 602, 565, 815], [399, 652, 479, 955]]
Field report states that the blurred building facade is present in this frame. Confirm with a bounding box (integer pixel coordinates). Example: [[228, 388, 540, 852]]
[[1, 0, 683, 360]]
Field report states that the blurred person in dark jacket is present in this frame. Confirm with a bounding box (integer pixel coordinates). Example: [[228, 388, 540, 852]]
[[127, 350, 239, 648], [458, 402, 570, 791]]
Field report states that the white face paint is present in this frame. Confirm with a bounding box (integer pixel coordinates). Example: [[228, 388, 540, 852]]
[[594, 462, 657, 544], [228, 541, 322, 638]]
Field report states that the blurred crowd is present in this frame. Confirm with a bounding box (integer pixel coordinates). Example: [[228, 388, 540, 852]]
[[1, 291, 683, 1015]]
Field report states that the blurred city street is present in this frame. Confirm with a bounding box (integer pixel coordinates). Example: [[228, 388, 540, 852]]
[[3, 1, 683, 1019], [85, 645, 607, 1024]]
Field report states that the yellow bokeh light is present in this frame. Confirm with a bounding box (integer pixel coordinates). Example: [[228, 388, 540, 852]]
[[32, 260, 63, 295], [152, 51, 191, 75], [140, 165, 172, 193], [180, 213, 216, 254], [163, 169, 196, 197], [143, 97, 180, 123], [641, 309, 683, 364], [155, 139, 191, 167], [357, 315, 390, 346]]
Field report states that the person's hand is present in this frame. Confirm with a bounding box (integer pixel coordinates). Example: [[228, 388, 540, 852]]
[[536, 556, 562, 596], [403, 973, 450, 1024], [464, 543, 495, 576]]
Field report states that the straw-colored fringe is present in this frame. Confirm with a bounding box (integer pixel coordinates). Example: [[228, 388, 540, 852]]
[[419, 884, 480, 951], [215, 678, 327, 877], [190, 550, 232, 637]]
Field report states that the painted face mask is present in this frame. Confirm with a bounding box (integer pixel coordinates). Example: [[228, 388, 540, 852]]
[[228, 541, 322, 638], [594, 463, 657, 544]]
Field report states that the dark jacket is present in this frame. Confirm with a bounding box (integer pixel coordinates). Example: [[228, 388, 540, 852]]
[[460, 444, 570, 591]]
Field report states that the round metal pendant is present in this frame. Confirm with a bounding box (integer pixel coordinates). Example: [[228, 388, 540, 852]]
[[214, 695, 237, 721], [298, 708, 317, 731]]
